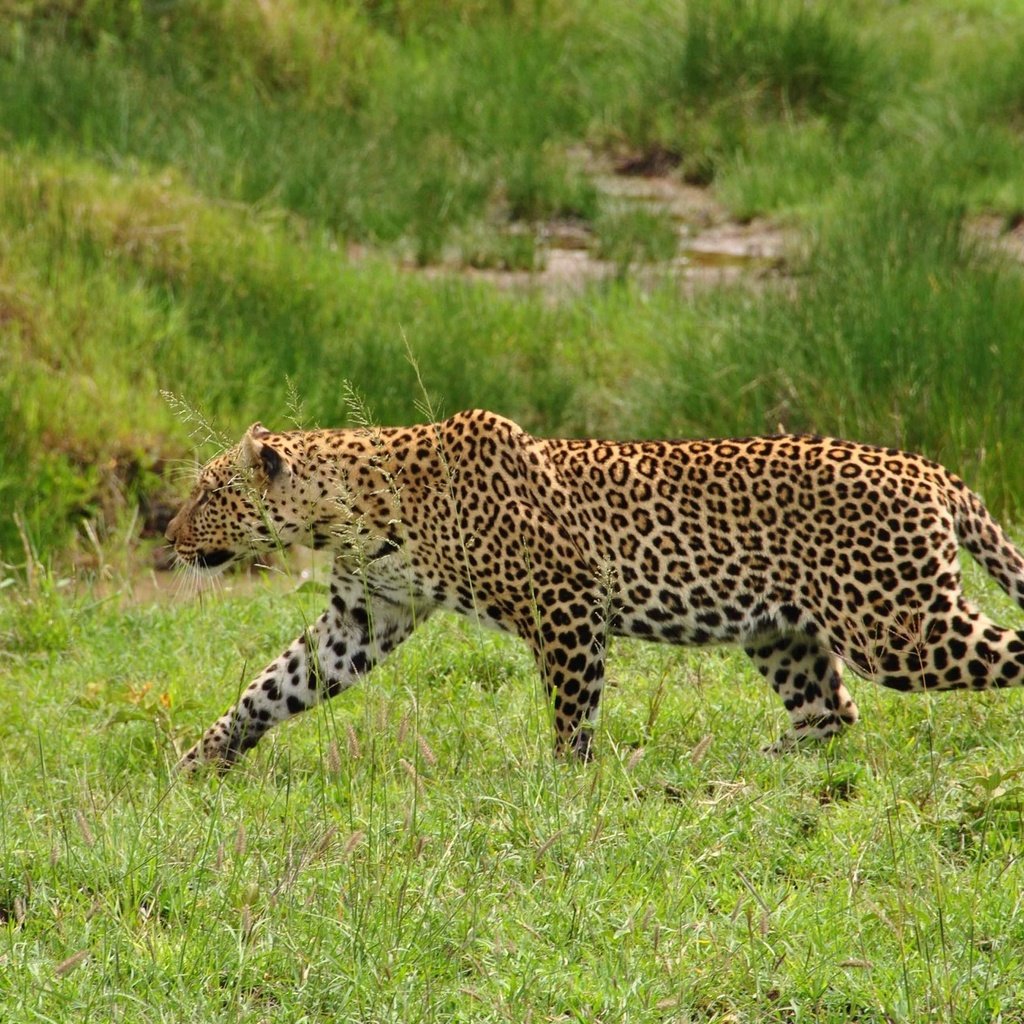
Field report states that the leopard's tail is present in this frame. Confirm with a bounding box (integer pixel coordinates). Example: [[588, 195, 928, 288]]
[[953, 484, 1024, 612]]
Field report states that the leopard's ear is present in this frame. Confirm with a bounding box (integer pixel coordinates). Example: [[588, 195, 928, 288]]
[[239, 423, 285, 481]]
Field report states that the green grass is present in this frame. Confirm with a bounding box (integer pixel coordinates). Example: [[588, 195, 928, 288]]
[[2, 561, 1024, 1021], [677, 0, 883, 122]]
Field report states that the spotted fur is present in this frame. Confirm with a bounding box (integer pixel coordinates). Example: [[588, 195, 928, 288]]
[[166, 410, 1024, 770]]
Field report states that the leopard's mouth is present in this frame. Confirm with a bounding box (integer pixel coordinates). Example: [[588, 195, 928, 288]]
[[192, 548, 236, 570]]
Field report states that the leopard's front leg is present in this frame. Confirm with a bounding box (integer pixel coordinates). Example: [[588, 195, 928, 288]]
[[177, 590, 424, 772]]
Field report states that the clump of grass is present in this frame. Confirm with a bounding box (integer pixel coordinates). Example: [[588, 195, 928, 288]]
[[3, 0, 389, 110], [0, 0, 885, 258], [573, 0, 889, 195], [501, 147, 599, 224], [678, 0, 880, 122], [594, 205, 680, 273], [459, 224, 544, 272], [714, 117, 854, 219], [915, 33, 1024, 216]]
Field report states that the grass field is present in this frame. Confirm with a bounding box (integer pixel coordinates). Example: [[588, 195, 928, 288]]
[[3, 1, 1024, 1019], [3, 558, 1024, 1022]]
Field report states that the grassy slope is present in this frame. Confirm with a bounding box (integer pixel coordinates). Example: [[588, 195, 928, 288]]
[[2, 562, 1024, 1021]]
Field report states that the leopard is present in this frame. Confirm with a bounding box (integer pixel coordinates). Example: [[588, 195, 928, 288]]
[[166, 409, 1024, 771]]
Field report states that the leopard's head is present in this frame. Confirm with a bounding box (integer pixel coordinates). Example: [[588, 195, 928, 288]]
[[165, 423, 307, 571]]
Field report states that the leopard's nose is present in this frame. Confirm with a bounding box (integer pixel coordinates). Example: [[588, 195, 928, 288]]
[[165, 512, 181, 544]]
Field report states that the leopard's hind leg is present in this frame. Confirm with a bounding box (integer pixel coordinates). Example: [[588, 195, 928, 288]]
[[745, 634, 860, 751]]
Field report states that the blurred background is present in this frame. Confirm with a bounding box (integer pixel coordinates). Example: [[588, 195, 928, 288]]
[[2, 0, 1023, 569]]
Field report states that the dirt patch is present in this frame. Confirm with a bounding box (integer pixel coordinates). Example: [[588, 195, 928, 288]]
[[405, 151, 793, 297], [558, 151, 791, 289], [968, 213, 1024, 265], [403, 150, 1024, 298]]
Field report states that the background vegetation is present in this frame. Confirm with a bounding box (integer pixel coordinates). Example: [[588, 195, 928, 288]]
[[3, 1, 1024, 1020], [2, 0, 1024, 560]]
